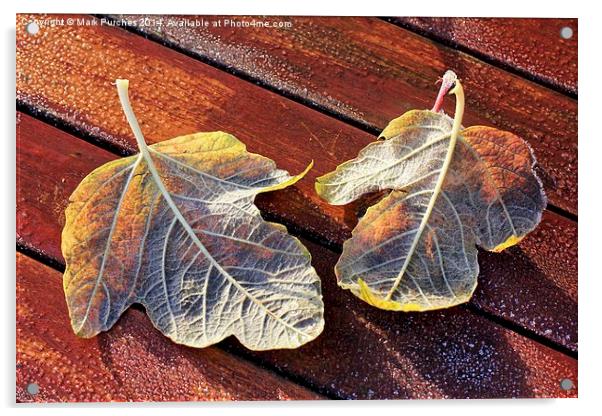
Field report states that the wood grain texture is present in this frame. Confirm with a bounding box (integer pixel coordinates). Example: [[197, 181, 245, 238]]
[[392, 17, 578, 95], [17, 111, 578, 399], [17, 13, 364, 248], [241, 238, 577, 399], [110, 14, 578, 214], [18, 14, 577, 216], [16, 253, 323, 402]]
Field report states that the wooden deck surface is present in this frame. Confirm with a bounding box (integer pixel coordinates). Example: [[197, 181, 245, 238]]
[[16, 14, 578, 401]]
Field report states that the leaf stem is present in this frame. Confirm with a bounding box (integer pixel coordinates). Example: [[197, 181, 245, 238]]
[[383, 75, 465, 302], [432, 70, 458, 113], [116, 79, 151, 156], [449, 78, 465, 141]]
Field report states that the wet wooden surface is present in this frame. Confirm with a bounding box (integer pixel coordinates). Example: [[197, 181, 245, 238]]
[[16, 13, 578, 401]]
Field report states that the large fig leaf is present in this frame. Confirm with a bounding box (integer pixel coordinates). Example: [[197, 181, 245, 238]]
[[315, 73, 546, 312], [62, 80, 324, 350]]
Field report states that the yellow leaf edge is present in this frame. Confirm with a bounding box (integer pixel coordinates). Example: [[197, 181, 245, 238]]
[[149, 130, 314, 195], [490, 234, 524, 253], [346, 278, 478, 312], [379, 110, 428, 140], [257, 159, 314, 194], [61, 155, 139, 338], [333, 190, 479, 312]]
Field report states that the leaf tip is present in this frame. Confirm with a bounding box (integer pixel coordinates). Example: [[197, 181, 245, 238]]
[[286, 159, 313, 185], [69, 314, 98, 339], [304, 159, 315, 176], [256, 160, 313, 194]]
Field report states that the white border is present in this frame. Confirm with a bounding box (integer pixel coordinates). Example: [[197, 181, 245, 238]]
[[3, 0, 598, 415], [7, 0, 582, 17]]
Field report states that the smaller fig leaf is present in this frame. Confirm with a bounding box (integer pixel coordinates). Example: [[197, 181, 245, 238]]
[[316, 72, 546, 312]]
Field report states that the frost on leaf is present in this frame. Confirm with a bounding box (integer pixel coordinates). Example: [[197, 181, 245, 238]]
[[61, 80, 324, 350], [315, 71, 546, 312]]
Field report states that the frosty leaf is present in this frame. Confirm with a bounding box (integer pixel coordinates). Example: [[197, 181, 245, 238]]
[[62, 80, 324, 350], [315, 72, 546, 311]]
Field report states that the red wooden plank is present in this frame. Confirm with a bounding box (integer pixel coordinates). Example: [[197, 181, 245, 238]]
[[17, 14, 359, 247], [110, 14, 578, 214], [393, 18, 577, 95], [17, 113, 577, 399], [16, 253, 323, 402], [16, 114, 116, 262], [18, 14, 577, 215], [17, 104, 577, 351]]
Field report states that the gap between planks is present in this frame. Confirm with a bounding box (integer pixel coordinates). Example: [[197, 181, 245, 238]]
[[382, 17, 577, 99]]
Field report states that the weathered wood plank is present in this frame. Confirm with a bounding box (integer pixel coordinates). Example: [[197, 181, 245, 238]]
[[110, 14, 578, 214], [16, 253, 323, 402], [17, 113, 578, 399], [18, 14, 577, 215], [392, 17, 577, 95]]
